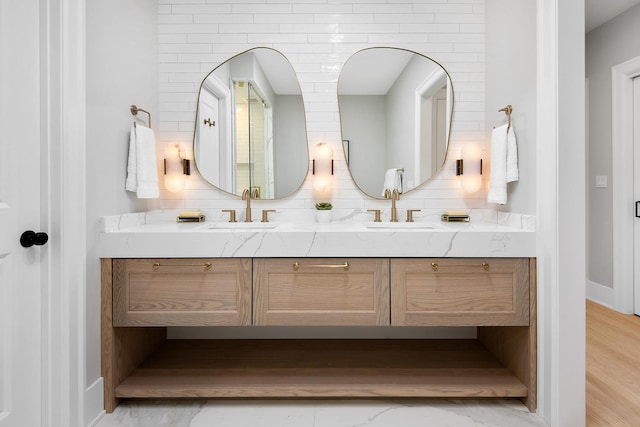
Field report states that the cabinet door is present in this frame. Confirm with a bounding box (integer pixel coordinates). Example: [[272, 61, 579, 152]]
[[113, 258, 252, 326], [391, 258, 529, 326], [254, 258, 390, 326]]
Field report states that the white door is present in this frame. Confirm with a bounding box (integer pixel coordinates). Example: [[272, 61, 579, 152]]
[[634, 76, 640, 315], [0, 0, 45, 425]]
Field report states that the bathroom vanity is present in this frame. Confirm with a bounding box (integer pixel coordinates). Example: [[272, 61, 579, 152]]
[[99, 215, 536, 413]]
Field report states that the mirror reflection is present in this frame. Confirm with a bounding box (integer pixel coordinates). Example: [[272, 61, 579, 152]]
[[338, 47, 454, 198], [194, 48, 308, 199]]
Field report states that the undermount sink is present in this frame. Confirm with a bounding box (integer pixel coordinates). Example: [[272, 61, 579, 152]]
[[363, 222, 440, 230], [201, 222, 280, 230]]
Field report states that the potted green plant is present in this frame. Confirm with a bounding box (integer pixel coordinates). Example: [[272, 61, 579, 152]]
[[315, 202, 333, 223]]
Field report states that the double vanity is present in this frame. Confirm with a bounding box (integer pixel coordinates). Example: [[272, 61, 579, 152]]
[[101, 43, 536, 414], [100, 212, 536, 413]]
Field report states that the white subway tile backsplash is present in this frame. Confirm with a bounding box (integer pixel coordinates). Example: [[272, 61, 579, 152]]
[[171, 4, 232, 14], [352, 4, 412, 13], [158, 0, 486, 213], [255, 14, 315, 24]]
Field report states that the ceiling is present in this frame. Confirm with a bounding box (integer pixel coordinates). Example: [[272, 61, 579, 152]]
[[585, 0, 640, 32]]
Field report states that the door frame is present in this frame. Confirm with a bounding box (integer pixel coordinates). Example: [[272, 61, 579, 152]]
[[611, 56, 640, 314], [39, 0, 87, 425]]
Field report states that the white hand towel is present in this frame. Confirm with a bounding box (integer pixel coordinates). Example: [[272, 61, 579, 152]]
[[381, 168, 403, 196], [488, 124, 509, 204], [125, 123, 159, 198], [506, 127, 519, 183]]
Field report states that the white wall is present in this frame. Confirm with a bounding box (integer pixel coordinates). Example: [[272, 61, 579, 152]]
[[157, 0, 488, 212], [585, 3, 640, 291], [485, 0, 537, 215], [85, 0, 158, 419]]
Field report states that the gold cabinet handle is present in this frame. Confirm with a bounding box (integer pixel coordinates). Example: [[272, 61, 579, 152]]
[[430, 261, 489, 271], [293, 261, 350, 271], [152, 262, 212, 271]]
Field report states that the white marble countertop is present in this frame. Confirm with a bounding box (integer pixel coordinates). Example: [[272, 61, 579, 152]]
[[98, 210, 535, 258]]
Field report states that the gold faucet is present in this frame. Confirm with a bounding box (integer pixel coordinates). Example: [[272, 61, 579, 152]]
[[241, 188, 259, 222], [383, 188, 400, 222]]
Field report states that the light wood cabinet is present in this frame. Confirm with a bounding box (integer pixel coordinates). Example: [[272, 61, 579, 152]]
[[391, 258, 529, 326], [112, 258, 252, 326], [253, 258, 389, 326], [102, 257, 536, 414]]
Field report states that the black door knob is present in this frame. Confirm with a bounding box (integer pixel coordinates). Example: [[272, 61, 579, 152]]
[[20, 230, 48, 248]]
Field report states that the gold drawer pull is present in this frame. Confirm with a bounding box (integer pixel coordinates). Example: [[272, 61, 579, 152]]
[[152, 262, 212, 271], [293, 261, 350, 271], [431, 261, 489, 271]]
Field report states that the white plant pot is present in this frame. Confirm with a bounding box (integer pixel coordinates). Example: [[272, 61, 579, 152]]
[[315, 210, 332, 223]]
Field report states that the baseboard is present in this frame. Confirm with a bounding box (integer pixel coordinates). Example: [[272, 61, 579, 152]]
[[586, 280, 614, 309], [84, 377, 105, 427]]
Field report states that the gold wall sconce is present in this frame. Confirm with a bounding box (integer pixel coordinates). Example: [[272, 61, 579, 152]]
[[164, 144, 191, 193], [456, 143, 482, 193], [312, 142, 334, 195]]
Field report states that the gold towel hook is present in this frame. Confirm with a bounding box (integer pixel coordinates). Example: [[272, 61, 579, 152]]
[[130, 104, 151, 128], [498, 105, 513, 130]]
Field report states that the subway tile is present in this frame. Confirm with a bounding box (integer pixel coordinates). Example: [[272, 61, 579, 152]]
[[413, 4, 474, 13], [246, 33, 308, 43], [160, 44, 213, 54], [158, 63, 202, 73], [159, 23, 220, 34], [352, 4, 412, 13], [188, 34, 248, 43], [255, 14, 314, 23], [435, 14, 485, 24], [337, 23, 400, 33], [231, 4, 292, 14], [159, 0, 205, 3], [292, 4, 353, 14], [218, 23, 279, 33], [374, 13, 435, 24], [314, 14, 374, 24], [171, 4, 232, 14], [177, 53, 222, 62], [279, 23, 340, 33], [307, 33, 368, 43], [193, 14, 254, 24]]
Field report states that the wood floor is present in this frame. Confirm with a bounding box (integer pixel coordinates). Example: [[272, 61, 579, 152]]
[[587, 300, 640, 426]]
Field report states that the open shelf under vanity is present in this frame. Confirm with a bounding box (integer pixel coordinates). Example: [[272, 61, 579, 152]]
[[114, 338, 528, 399]]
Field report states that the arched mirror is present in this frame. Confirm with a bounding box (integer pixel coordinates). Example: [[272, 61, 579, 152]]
[[338, 47, 454, 198], [193, 48, 308, 199]]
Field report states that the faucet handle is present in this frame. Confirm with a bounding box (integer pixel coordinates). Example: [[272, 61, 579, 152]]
[[222, 209, 237, 223], [261, 209, 276, 223], [367, 209, 382, 222], [406, 209, 421, 222]]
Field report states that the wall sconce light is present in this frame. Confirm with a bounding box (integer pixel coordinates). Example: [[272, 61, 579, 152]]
[[312, 142, 334, 176], [164, 144, 190, 193], [457, 143, 482, 193], [312, 142, 334, 194]]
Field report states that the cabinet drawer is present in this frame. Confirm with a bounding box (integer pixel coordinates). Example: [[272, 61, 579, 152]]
[[391, 258, 529, 326], [253, 258, 390, 326], [113, 258, 251, 326]]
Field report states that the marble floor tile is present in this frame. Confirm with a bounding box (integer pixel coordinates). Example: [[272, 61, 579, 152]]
[[95, 399, 548, 427]]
